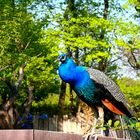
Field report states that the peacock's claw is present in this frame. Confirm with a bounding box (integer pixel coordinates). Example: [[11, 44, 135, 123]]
[[84, 132, 93, 140], [84, 127, 104, 140], [84, 133, 102, 140]]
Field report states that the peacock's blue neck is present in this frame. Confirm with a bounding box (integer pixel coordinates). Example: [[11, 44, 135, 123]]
[[58, 58, 92, 86], [58, 58, 77, 83]]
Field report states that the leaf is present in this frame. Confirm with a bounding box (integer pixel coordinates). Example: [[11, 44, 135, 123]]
[[107, 119, 112, 127], [114, 120, 120, 128], [136, 122, 140, 131], [102, 127, 107, 131]]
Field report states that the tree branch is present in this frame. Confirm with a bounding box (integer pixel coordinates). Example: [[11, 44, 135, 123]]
[[127, 50, 140, 69], [2, 63, 27, 111], [0, 66, 9, 71], [25, 39, 31, 50], [17, 79, 34, 126], [103, 0, 109, 19], [110, 56, 123, 63], [15, 63, 27, 93]]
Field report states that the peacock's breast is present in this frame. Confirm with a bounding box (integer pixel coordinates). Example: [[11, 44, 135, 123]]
[[74, 79, 100, 105], [58, 67, 75, 83]]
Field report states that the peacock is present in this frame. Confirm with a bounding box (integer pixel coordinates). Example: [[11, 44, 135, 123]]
[[57, 53, 140, 140]]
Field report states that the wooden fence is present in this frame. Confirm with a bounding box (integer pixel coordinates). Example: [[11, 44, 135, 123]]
[[33, 115, 84, 134], [33, 115, 132, 140]]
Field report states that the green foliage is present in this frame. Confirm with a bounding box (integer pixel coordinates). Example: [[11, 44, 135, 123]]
[[117, 77, 140, 117], [107, 119, 113, 127], [59, 16, 114, 64], [136, 122, 140, 131], [0, 0, 60, 116], [32, 93, 59, 115], [115, 2, 140, 72], [114, 120, 120, 128], [115, 20, 140, 50]]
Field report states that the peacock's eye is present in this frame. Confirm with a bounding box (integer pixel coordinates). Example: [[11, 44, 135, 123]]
[[58, 54, 67, 62], [61, 56, 65, 59]]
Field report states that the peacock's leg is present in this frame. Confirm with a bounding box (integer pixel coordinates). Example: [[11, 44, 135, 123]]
[[95, 106, 104, 135], [84, 106, 104, 140]]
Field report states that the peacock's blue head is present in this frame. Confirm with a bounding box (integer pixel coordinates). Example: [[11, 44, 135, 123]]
[[58, 53, 68, 63]]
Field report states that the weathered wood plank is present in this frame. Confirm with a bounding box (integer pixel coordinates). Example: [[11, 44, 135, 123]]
[[97, 137, 130, 140], [43, 120, 49, 130], [33, 115, 39, 129], [0, 130, 33, 140], [34, 130, 84, 140]]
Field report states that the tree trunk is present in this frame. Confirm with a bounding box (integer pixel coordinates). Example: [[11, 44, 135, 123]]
[[0, 63, 34, 129], [103, 0, 109, 19], [58, 81, 66, 116], [98, 0, 109, 72]]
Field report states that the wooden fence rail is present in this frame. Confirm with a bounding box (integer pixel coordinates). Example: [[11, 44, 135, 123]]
[[0, 130, 128, 140]]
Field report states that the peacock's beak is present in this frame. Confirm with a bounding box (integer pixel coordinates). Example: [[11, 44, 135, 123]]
[[54, 59, 58, 63]]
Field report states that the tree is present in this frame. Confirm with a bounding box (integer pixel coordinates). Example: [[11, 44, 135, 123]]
[[0, 0, 60, 128], [0, 64, 34, 128], [114, 0, 140, 75], [115, 20, 140, 72]]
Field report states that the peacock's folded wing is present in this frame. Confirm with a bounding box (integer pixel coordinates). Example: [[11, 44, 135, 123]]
[[87, 68, 134, 116]]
